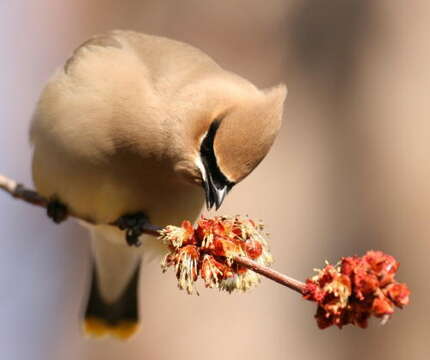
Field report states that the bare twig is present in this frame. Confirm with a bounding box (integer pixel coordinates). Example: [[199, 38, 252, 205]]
[[0, 175, 48, 207], [0, 173, 306, 294], [232, 255, 305, 293]]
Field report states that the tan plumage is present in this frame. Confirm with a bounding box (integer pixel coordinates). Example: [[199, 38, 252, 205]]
[[30, 30, 286, 339]]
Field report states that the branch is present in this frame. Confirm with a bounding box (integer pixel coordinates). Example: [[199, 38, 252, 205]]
[[0, 174, 48, 207], [232, 255, 304, 293], [0, 173, 411, 329], [0, 173, 305, 292]]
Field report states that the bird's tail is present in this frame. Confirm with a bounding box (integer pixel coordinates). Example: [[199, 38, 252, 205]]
[[84, 263, 140, 340], [83, 226, 142, 340]]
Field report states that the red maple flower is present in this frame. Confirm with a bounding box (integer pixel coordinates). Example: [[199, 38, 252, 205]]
[[160, 216, 272, 294], [303, 251, 410, 329]]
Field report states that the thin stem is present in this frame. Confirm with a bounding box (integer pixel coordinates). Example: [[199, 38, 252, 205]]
[[233, 255, 305, 294], [0, 175, 48, 207], [0, 173, 306, 293]]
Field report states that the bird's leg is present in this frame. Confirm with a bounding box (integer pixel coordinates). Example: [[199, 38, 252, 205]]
[[115, 212, 152, 247], [46, 197, 68, 224]]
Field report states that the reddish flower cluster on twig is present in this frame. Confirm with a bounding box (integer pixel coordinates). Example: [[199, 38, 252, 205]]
[[159, 216, 272, 294], [303, 251, 410, 329]]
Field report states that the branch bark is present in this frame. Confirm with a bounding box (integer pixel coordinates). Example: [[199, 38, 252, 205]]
[[0, 173, 306, 294]]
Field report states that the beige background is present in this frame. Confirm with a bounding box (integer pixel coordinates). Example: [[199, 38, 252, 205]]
[[0, 1, 428, 359]]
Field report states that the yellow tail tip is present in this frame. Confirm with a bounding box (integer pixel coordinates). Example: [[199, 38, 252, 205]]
[[83, 317, 139, 340]]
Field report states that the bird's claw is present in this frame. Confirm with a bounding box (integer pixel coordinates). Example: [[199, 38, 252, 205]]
[[47, 197, 68, 224], [116, 212, 150, 247]]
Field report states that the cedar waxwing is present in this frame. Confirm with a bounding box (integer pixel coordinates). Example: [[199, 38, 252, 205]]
[[30, 30, 287, 340]]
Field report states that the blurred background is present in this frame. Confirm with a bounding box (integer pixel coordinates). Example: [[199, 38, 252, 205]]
[[0, 1, 429, 359]]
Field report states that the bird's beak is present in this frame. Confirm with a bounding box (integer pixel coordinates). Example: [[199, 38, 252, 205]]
[[203, 173, 230, 210]]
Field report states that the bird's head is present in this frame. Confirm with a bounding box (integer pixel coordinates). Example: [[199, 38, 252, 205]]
[[189, 84, 287, 210]]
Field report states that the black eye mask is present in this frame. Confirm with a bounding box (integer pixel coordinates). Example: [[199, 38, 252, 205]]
[[200, 119, 235, 210]]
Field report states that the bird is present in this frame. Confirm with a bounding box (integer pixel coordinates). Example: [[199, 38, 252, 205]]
[[30, 30, 287, 340]]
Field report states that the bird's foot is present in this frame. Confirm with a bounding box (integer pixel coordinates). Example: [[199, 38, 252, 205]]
[[116, 212, 150, 247], [47, 197, 68, 224]]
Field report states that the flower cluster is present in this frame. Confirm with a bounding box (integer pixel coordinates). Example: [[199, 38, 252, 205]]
[[303, 250, 410, 329], [159, 216, 272, 294]]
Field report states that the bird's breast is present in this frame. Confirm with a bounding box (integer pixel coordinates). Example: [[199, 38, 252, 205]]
[[32, 143, 204, 228]]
